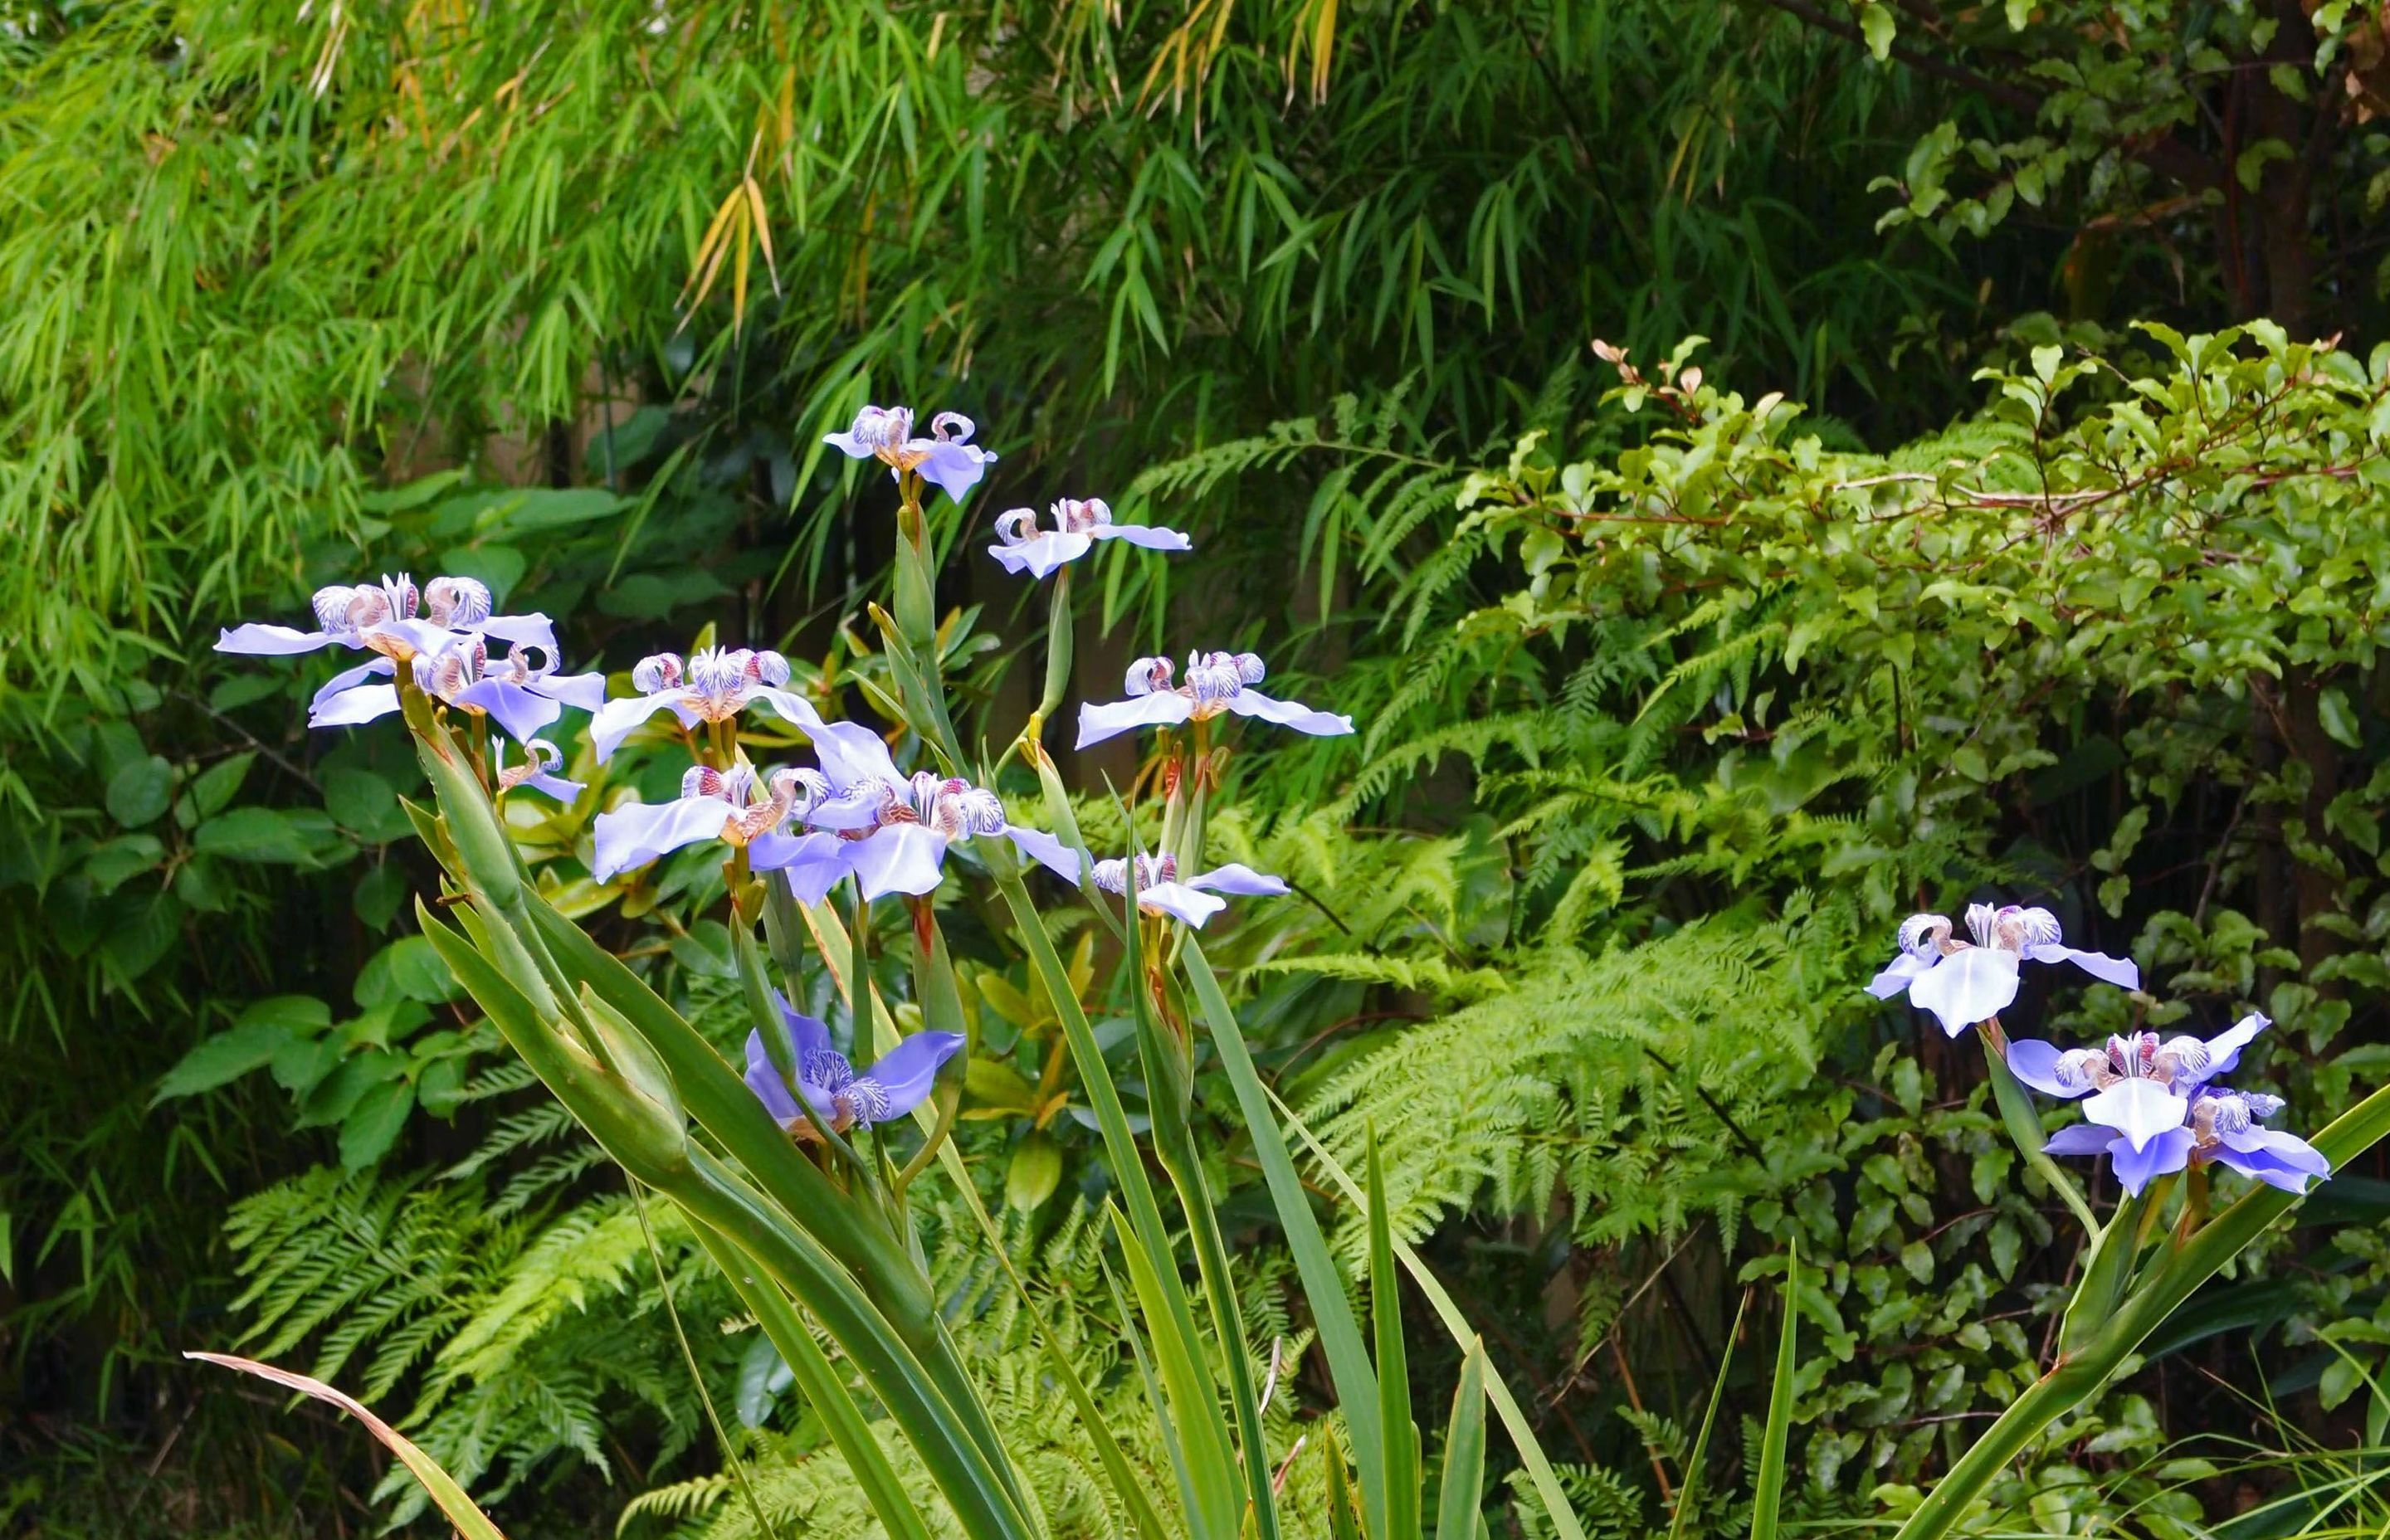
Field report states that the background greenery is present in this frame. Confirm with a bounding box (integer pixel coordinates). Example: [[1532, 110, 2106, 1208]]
[[5, 0, 2390, 1535]]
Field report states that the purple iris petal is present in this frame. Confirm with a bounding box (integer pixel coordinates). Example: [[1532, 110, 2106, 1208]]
[[590, 692, 700, 761], [590, 796, 734, 881], [2005, 1038, 2091, 1099], [1186, 862, 1288, 898], [2042, 1123, 2116, 1157], [1137, 881, 1228, 927], [310, 684, 401, 729], [1097, 524, 1193, 554], [798, 720, 902, 792], [1866, 952, 1932, 1001], [997, 826, 1083, 883], [858, 1031, 966, 1118], [743, 1031, 804, 1125], [311, 658, 394, 709], [1076, 692, 1195, 748], [2212, 1128, 2329, 1192], [217, 622, 340, 656], [453, 678, 562, 743], [751, 831, 858, 904], [481, 612, 558, 655], [2109, 1126, 2196, 1196], [2022, 941, 2141, 991], [988, 530, 1096, 579], [774, 993, 834, 1063], [1906, 948, 2022, 1037], [2197, 1013, 2269, 1084], [373, 617, 466, 661], [2082, 1077, 2188, 1152], [519, 769, 583, 802], [846, 824, 949, 900], [1222, 690, 1356, 737], [541, 670, 611, 714], [915, 439, 993, 502], [748, 688, 825, 733]]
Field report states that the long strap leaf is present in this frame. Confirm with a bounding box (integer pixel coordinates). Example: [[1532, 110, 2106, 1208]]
[[990, 860, 1242, 1539], [1180, 939, 1388, 1534], [1264, 1083, 1590, 1540], [1751, 1237, 1798, 1540], [1368, 1130, 1421, 1540], [188, 1352, 508, 1540], [1434, 1343, 1489, 1540], [1128, 880, 1280, 1540], [686, 1216, 935, 1540]]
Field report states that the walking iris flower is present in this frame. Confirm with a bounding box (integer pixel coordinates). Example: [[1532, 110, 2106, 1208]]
[[1076, 652, 1354, 749], [824, 405, 996, 502], [588, 648, 822, 761], [591, 764, 826, 882], [1866, 903, 2139, 1037], [310, 634, 606, 743], [747, 721, 1056, 902], [493, 739, 583, 803], [1007, 828, 1286, 927], [217, 575, 554, 665], [742, 993, 962, 1138], [2007, 1014, 2330, 1195], [987, 497, 1192, 579]]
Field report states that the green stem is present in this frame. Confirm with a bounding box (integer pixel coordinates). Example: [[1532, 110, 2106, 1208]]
[[1038, 564, 1075, 722], [1979, 1019, 2099, 1232]]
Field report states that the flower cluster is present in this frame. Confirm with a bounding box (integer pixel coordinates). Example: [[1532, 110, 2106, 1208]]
[[1870, 904, 2328, 1199], [221, 407, 1339, 1151], [218, 573, 553, 665]]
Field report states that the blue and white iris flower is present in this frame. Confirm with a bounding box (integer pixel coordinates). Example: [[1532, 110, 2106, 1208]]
[[588, 648, 822, 761], [987, 497, 1191, 580], [747, 721, 1055, 902], [2008, 1015, 2329, 1196], [823, 405, 996, 503], [743, 994, 962, 1138], [1076, 651, 1354, 749], [1866, 903, 2139, 1037], [1007, 828, 1286, 927]]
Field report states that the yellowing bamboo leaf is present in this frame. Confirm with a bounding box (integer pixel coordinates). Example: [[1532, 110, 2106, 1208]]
[[187, 1352, 507, 1540]]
